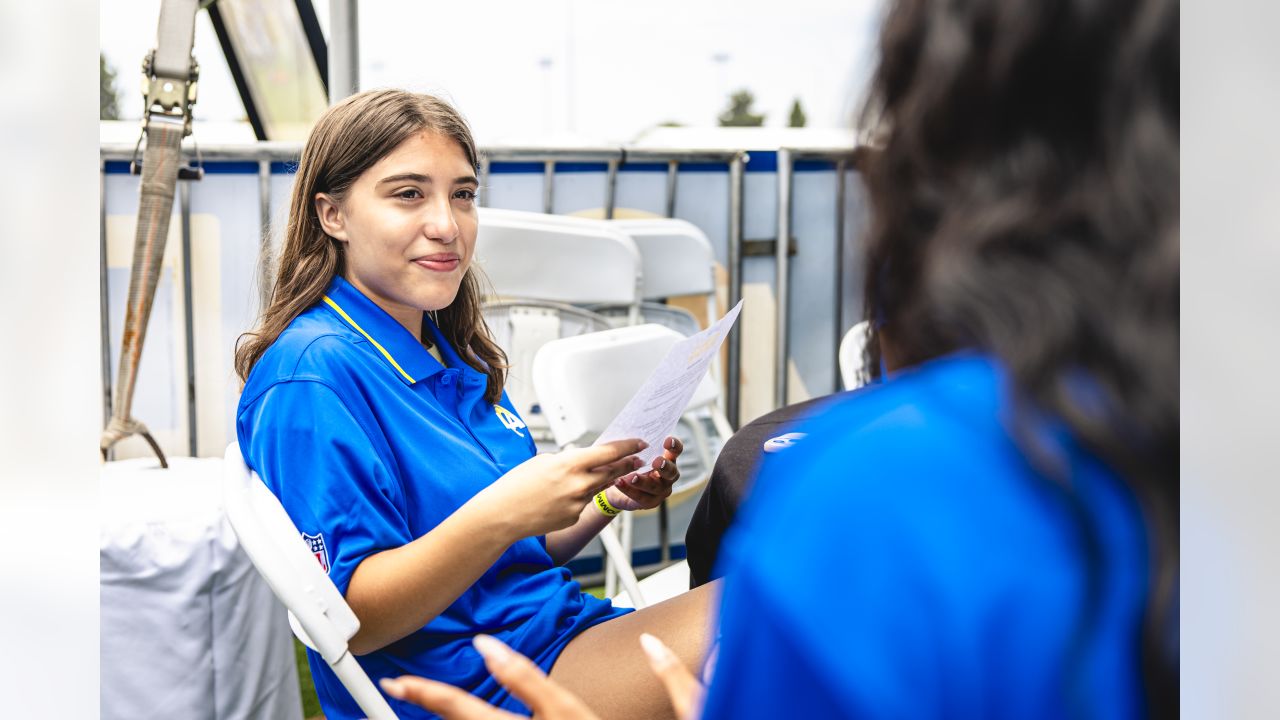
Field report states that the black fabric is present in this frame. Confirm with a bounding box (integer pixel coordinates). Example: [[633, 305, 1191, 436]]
[[686, 393, 850, 588]]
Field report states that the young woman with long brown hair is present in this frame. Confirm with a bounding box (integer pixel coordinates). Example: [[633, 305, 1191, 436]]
[[235, 89, 717, 720]]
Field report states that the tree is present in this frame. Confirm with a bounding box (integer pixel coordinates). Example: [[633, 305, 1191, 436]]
[[788, 98, 807, 128], [718, 89, 765, 127], [101, 53, 122, 120]]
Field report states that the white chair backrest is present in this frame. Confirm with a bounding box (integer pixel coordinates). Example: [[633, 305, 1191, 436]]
[[222, 444, 398, 720], [482, 300, 614, 443], [590, 302, 702, 336], [608, 218, 716, 300], [839, 320, 872, 391], [606, 218, 722, 393], [475, 207, 642, 306], [530, 324, 719, 448]]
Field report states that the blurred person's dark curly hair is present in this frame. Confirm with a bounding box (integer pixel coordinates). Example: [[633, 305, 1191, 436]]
[[858, 0, 1178, 715]]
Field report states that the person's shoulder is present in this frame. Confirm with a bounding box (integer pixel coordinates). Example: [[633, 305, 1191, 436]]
[[743, 353, 1025, 530], [787, 353, 1006, 463], [736, 352, 1048, 593], [239, 308, 373, 410]]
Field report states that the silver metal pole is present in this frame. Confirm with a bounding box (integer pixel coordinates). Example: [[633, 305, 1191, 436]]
[[774, 149, 793, 410], [478, 156, 491, 208], [258, 160, 273, 313], [834, 157, 847, 393], [726, 154, 746, 429], [664, 160, 679, 218], [328, 0, 360, 103], [180, 180, 197, 457], [100, 161, 113, 429], [543, 160, 555, 214], [604, 159, 618, 219]]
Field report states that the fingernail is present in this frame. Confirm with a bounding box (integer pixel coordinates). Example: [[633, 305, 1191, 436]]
[[659, 458, 668, 469], [639, 633, 674, 667], [380, 678, 404, 698], [630, 475, 641, 485], [667, 437, 676, 450], [634, 458, 645, 469], [473, 634, 512, 667], [638, 441, 649, 451]]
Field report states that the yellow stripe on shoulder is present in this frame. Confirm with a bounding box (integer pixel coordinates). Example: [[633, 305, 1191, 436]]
[[322, 295, 416, 384]]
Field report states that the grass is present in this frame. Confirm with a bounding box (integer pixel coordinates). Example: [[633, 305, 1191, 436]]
[[295, 639, 324, 719]]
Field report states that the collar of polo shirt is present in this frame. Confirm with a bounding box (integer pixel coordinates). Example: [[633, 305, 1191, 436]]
[[321, 275, 474, 386]]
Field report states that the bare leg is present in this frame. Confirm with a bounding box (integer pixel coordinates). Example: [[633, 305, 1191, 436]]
[[549, 580, 721, 720]]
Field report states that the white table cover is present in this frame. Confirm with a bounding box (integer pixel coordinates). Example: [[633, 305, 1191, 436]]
[[101, 457, 303, 720]]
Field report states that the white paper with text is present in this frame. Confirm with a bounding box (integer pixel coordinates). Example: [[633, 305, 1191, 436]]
[[595, 300, 744, 466]]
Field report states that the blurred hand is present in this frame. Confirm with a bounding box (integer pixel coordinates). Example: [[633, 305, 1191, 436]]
[[605, 436, 684, 512], [381, 635, 600, 719], [639, 632, 704, 720], [381, 632, 706, 720]]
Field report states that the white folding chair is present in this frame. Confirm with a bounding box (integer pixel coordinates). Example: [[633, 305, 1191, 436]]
[[590, 217, 719, 342], [610, 559, 691, 610], [839, 320, 872, 391], [608, 218, 717, 314], [531, 324, 729, 604], [588, 302, 702, 337], [222, 443, 399, 720], [475, 207, 643, 322], [482, 300, 614, 449]]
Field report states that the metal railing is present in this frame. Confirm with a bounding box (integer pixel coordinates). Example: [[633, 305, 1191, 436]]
[[100, 142, 861, 443]]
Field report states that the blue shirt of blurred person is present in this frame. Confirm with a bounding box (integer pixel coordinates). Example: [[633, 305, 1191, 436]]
[[702, 353, 1147, 719]]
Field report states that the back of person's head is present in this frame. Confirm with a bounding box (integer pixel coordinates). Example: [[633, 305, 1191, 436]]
[[858, 0, 1177, 713], [235, 90, 507, 402]]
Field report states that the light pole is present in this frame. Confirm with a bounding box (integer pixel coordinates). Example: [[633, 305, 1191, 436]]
[[711, 51, 731, 120], [538, 56, 554, 135]]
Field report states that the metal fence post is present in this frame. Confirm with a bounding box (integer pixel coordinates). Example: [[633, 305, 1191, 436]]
[[180, 180, 197, 457], [834, 156, 848, 392], [726, 153, 746, 429], [478, 156, 491, 208], [604, 159, 618, 219], [543, 160, 555, 214], [258, 159, 273, 314], [100, 161, 113, 429], [664, 160, 679, 218], [774, 149, 793, 410], [328, 0, 359, 102]]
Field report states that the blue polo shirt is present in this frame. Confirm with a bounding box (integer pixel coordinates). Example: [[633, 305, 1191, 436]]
[[701, 354, 1149, 719], [236, 276, 628, 719]]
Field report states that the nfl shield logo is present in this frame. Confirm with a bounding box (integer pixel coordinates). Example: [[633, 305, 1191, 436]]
[[302, 532, 330, 574]]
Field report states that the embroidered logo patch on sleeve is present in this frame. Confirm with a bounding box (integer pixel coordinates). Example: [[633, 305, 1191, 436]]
[[302, 532, 330, 573]]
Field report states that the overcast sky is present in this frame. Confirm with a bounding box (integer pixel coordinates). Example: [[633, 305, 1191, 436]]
[[101, 0, 885, 144]]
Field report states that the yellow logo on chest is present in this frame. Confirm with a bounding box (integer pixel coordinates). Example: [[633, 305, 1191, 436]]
[[494, 406, 527, 437]]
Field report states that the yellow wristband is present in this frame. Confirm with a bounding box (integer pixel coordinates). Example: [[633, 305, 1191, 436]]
[[593, 490, 621, 518]]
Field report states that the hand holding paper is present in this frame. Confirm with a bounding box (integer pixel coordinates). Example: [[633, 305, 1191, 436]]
[[595, 300, 743, 467]]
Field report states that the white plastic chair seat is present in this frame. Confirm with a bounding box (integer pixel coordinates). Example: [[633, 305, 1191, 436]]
[[532, 325, 732, 603], [611, 560, 691, 610], [531, 324, 723, 449]]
